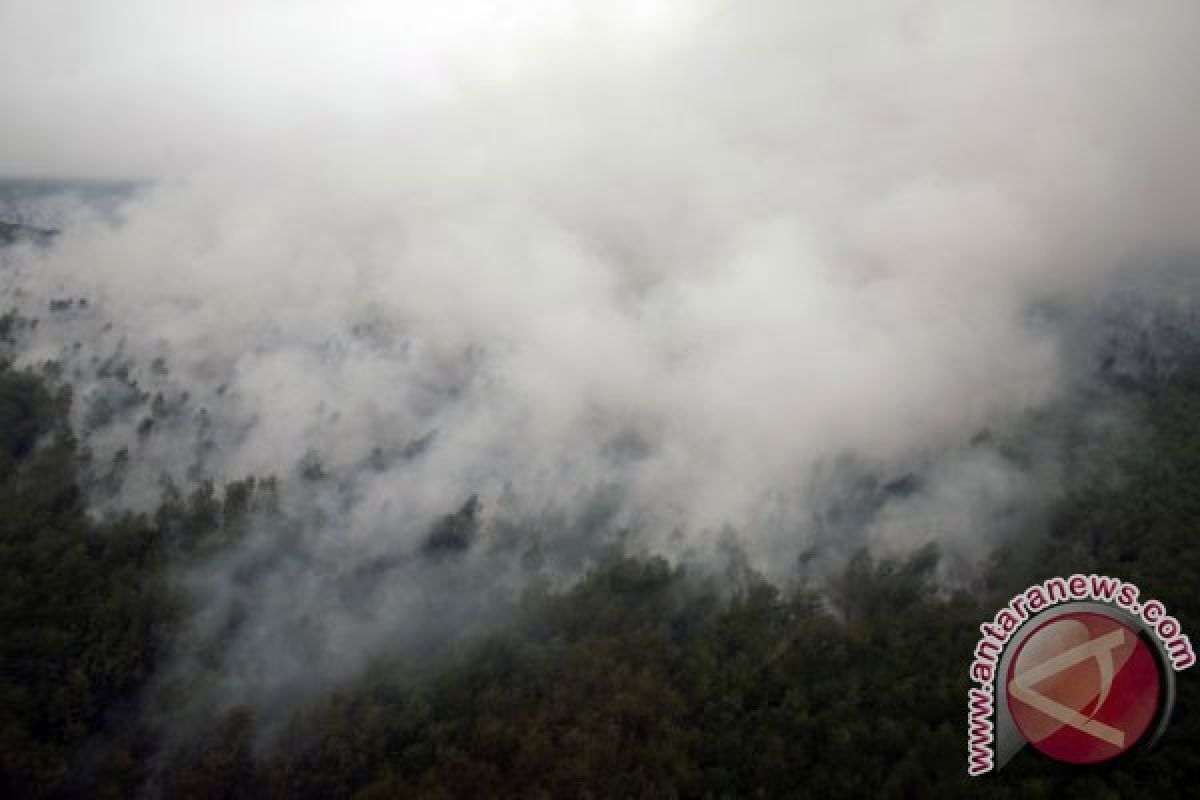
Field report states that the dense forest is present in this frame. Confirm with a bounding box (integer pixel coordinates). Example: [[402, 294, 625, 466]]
[[3, 0, 1198, 794], [1, 344, 1199, 798]]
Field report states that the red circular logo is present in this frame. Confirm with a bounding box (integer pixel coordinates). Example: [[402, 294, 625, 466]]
[[1006, 611, 1161, 764]]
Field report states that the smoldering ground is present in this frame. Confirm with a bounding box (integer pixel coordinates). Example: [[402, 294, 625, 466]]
[[2, 0, 1200, 725]]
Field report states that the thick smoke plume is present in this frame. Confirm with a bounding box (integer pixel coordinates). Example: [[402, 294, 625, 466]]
[[2, 1, 1200, 712]]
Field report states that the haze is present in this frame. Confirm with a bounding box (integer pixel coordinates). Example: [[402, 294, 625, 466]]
[[2, 0, 1199, 709]]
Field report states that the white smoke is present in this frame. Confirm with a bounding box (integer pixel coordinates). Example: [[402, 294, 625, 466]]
[[2, 1, 1199, 708]]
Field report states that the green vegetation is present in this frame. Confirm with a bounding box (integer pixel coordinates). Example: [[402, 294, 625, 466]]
[[0, 364, 171, 798], [0, 221, 59, 246], [1, 357, 1199, 797]]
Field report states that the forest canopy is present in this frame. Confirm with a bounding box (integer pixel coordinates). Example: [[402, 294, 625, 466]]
[[2, 352, 1200, 798]]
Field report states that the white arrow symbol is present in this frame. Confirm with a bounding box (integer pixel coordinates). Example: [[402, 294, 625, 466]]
[[1008, 627, 1127, 748]]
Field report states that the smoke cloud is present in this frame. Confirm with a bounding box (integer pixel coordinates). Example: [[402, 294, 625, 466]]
[[3, 1, 1200, 711]]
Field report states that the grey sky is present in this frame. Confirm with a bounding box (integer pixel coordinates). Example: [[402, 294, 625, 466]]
[[3, 0, 1199, 709]]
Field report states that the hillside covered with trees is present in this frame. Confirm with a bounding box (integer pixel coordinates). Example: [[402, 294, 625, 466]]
[[4, 1, 1200, 796], [2, 351, 1200, 798]]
